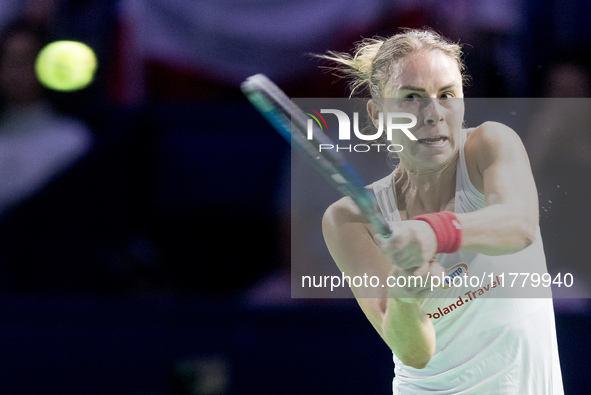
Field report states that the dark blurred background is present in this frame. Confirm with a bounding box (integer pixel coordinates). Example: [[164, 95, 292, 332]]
[[0, 0, 589, 394]]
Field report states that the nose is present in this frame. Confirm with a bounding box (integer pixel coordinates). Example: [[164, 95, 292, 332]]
[[423, 98, 444, 125]]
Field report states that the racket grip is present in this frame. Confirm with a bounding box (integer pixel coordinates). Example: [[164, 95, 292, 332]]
[[375, 230, 395, 244]]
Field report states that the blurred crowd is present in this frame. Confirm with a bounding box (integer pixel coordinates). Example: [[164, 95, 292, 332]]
[[0, 0, 589, 306]]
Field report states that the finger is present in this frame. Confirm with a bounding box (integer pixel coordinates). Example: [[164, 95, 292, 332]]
[[404, 260, 434, 277], [390, 249, 425, 269], [373, 232, 399, 248], [427, 259, 445, 277]]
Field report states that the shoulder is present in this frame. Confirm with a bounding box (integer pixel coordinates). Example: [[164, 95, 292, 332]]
[[465, 122, 528, 170], [466, 121, 523, 150], [462, 122, 530, 192]]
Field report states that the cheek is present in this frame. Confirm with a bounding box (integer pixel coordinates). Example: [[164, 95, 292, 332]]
[[384, 130, 418, 154], [449, 101, 465, 124], [391, 135, 421, 161], [448, 112, 465, 142]]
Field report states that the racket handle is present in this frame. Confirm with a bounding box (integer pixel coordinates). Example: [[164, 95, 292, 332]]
[[376, 230, 440, 269], [375, 230, 395, 244]]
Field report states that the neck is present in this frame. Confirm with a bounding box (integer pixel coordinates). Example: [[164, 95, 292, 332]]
[[395, 154, 458, 215]]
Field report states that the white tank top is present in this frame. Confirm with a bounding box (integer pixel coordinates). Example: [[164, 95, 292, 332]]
[[372, 130, 564, 394]]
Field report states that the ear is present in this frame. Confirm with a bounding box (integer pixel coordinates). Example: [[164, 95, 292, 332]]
[[366, 99, 381, 128]]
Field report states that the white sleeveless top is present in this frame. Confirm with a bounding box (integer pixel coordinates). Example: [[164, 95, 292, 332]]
[[372, 130, 564, 394]]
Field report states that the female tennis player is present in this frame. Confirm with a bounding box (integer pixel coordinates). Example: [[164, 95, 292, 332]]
[[321, 29, 564, 394]]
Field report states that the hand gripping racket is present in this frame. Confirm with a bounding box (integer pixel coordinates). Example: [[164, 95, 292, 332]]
[[241, 74, 395, 243]]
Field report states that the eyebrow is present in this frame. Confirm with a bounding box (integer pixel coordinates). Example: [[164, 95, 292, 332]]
[[398, 84, 457, 92]]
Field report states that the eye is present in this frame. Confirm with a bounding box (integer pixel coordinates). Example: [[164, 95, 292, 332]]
[[403, 93, 422, 102], [439, 92, 455, 100]]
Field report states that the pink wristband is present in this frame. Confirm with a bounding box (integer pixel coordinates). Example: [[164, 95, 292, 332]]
[[413, 211, 463, 254]]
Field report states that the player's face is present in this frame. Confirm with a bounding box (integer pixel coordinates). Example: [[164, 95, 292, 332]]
[[372, 50, 464, 172]]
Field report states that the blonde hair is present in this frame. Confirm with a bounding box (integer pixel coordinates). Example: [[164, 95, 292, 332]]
[[317, 28, 468, 98]]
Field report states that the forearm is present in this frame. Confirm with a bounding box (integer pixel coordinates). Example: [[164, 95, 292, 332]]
[[456, 203, 537, 255], [381, 298, 435, 369]]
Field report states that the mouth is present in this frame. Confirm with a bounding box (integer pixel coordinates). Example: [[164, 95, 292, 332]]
[[417, 136, 448, 147]]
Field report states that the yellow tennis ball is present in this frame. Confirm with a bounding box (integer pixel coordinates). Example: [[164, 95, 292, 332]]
[[35, 40, 97, 91]]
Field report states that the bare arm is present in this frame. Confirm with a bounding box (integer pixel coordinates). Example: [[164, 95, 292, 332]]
[[458, 122, 539, 255], [322, 200, 438, 369]]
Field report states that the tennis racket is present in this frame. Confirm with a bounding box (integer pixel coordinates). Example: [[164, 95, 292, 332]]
[[241, 73, 394, 243]]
